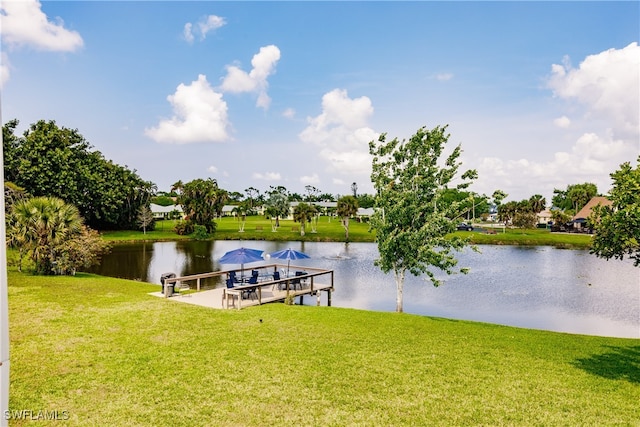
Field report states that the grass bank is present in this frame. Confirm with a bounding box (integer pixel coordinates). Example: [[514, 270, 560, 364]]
[[101, 216, 593, 248], [7, 268, 639, 426], [464, 227, 592, 249]]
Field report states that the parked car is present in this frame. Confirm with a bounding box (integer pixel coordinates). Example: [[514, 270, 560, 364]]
[[457, 222, 474, 231]]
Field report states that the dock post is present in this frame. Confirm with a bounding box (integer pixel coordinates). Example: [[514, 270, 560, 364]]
[[197, 278, 201, 291], [327, 289, 332, 306], [316, 291, 321, 306]]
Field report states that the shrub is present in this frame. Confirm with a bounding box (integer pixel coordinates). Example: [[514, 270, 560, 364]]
[[174, 220, 194, 236], [513, 212, 537, 229], [53, 226, 111, 275], [192, 225, 209, 240]]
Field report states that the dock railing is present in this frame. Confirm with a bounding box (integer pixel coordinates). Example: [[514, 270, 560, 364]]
[[161, 263, 334, 308]]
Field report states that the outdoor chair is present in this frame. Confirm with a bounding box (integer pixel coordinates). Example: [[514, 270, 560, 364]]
[[229, 271, 240, 284], [272, 271, 281, 291], [292, 271, 307, 290], [243, 276, 258, 300]]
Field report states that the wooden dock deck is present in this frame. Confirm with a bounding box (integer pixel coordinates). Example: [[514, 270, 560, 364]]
[[153, 264, 334, 310]]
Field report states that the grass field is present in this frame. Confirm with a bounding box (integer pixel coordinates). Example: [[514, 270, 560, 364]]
[[101, 216, 593, 249], [7, 268, 639, 426]]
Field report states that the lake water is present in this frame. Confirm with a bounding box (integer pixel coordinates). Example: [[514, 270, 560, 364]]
[[88, 240, 640, 339]]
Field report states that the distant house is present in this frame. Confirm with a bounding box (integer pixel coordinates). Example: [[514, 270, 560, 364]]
[[221, 205, 236, 217], [536, 209, 553, 225], [288, 201, 337, 219], [356, 207, 375, 221], [150, 203, 184, 220], [222, 204, 266, 216], [571, 196, 612, 230]]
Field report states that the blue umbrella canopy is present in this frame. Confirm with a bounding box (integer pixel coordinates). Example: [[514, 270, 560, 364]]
[[219, 247, 264, 277], [268, 248, 310, 275], [219, 247, 264, 264]]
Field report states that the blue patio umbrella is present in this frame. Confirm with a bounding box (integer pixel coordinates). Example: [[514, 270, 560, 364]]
[[268, 248, 310, 275], [219, 247, 264, 279]]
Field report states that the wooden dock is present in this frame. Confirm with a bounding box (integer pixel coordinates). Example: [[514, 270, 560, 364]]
[[157, 263, 334, 310]]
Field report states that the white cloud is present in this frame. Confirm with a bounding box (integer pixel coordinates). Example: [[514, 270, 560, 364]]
[[0, 0, 83, 51], [474, 130, 636, 200], [145, 74, 230, 144], [282, 108, 296, 119], [252, 172, 281, 181], [434, 73, 453, 81], [299, 89, 378, 178], [183, 23, 194, 44], [183, 14, 225, 43], [199, 15, 226, 36], [300, 173, 320, 185], [547, 42, 639, 137], [208, 165, 218, 173], [332, 178, 345, 185], [553, 116, 571, 128], [473, 43, 640, 202], [0, 53, 10, 88], [220, 45, 281, 109]]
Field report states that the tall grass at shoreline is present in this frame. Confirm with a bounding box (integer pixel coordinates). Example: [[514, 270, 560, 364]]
[[7, 268, 639, 426]]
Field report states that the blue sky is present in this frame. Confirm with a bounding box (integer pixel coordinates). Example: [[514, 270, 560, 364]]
[[2, 1, 638, 203]]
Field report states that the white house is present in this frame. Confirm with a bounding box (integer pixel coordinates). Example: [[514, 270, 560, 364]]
[[150, 203, 184, 219], [536, 209, 553, 225]]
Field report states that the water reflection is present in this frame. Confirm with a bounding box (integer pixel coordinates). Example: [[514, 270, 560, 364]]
[[88, 241, 640, 338]]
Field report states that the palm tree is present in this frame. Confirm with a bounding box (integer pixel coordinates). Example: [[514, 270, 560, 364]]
[[265, 206, 278, 232], [292, 203, 316, 236], [337, 195, 359, 241], [10, 197, 83, 274], [232, 202, 248, 232], [170, 180, 184, 196], [6, 212, 28, 272], [529, 194, 546, 213]]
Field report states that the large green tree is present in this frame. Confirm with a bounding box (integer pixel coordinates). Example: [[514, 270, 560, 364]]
[[265, 188, 290, 228], [178, 178, 227, 233], [590, 157, 640, 266], [552, 182, 598, 213], [497, 197, 541, 228], [3, 120, 155, 229], [369, 125, 477, 312], [336, 195, 359, 241]]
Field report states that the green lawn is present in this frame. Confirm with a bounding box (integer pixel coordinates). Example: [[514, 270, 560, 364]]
[[7, 268, 639, 426], [461, 226, 592, 249], [101, 216, 593, 249], [214, 215, 374, 242]]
